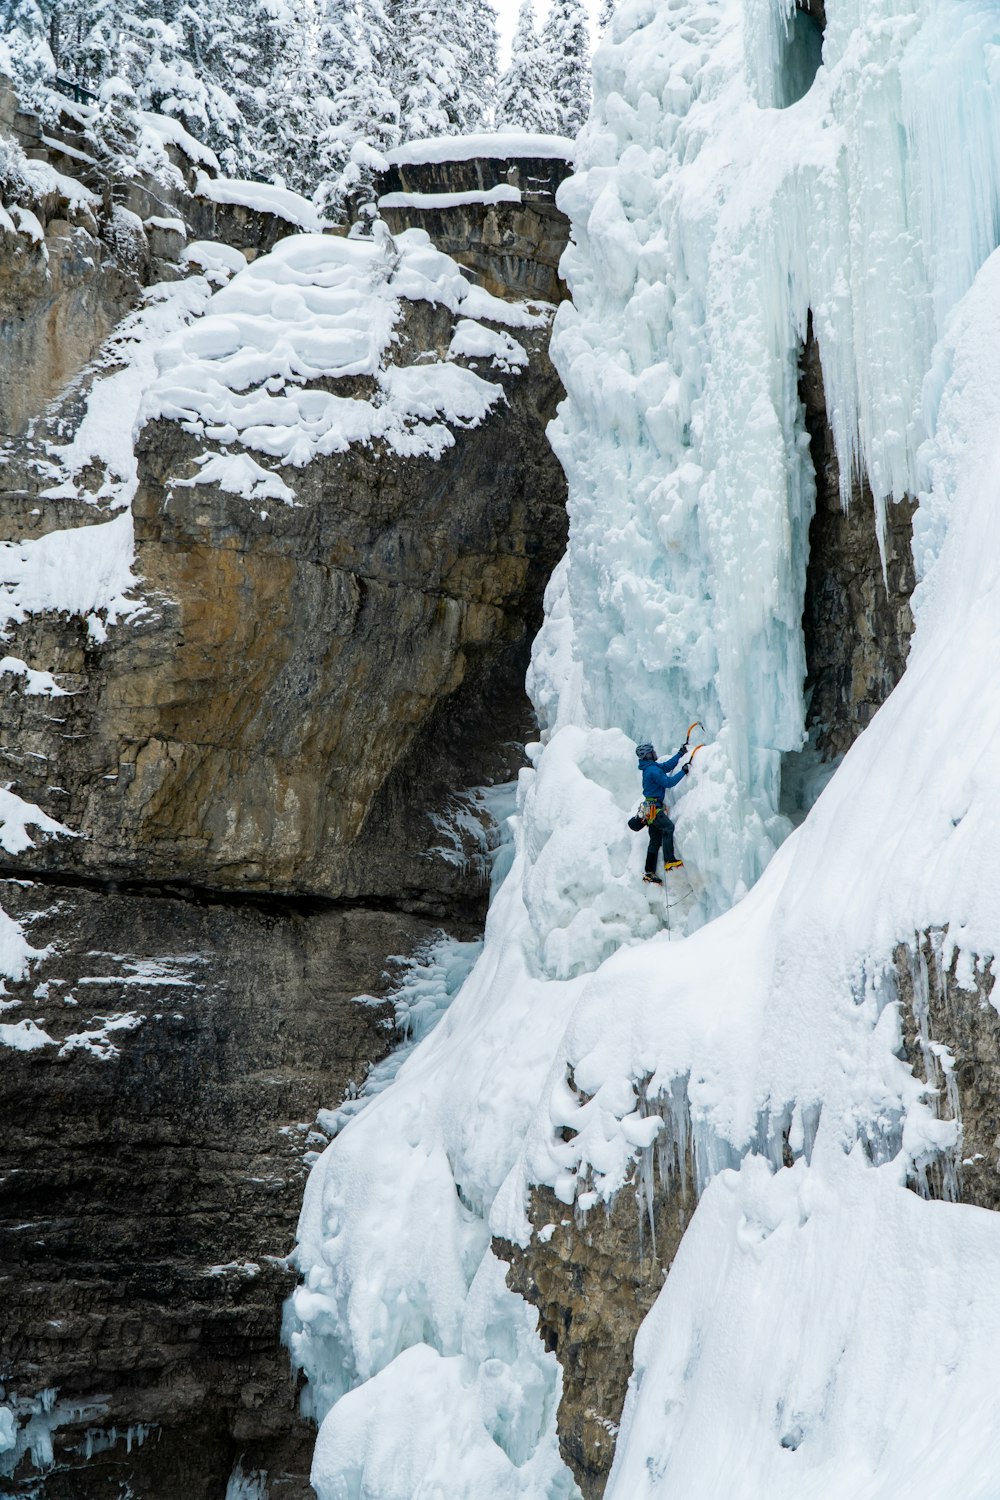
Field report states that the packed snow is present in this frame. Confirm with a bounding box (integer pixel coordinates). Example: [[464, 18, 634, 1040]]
[[385, 131, 575, 165], [0, 514, 140, 639], [138, 110, 221, 173], [0, 657, 68, 696], [288, 2, 1000, 1498], [193, 170, 332, 233], [378, 184, 523, 209], [144, 225, 547, 475]]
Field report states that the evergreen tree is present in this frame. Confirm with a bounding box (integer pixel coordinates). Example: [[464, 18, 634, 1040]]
[[0, 0, 56, 110], [542, 0, 590, 136], [456, 0, 497, 131], [598, 0, 616, 33], [133, 2, 246, 173], [314, 0, 399, 218], [494, 0, 558, 135], [251, 0, 324, 186], [397, 0, 462, 140]]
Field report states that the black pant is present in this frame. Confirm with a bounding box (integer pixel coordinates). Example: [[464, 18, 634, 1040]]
[[645, 808, 676, 873]]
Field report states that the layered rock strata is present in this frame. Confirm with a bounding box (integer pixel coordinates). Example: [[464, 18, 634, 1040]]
[[0, 118, 570, 1496], [376, 151, 572, 304]]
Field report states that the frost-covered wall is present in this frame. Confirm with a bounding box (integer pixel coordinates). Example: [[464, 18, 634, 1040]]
[[288, 3, 1000, 1498], [537, 0, 1000, 921]]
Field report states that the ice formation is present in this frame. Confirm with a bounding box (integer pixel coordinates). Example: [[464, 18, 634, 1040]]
[[288, 1, 1000, 1497]]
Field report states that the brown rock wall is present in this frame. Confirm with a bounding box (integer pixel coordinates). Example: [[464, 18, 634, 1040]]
[[0, 123, 571, 1497], [0, 876, 456, 1496], [497, 1081, 697, 1499], [377, 155, 572, 304], [798, 322, 916, 760], [1, 310, 566, 908]]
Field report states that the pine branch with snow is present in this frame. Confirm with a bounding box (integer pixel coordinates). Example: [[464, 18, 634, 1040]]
[[495, 0, 560, 136], [542, 0, 591, 138]]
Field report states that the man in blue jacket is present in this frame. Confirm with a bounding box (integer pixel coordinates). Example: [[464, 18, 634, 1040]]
[[635, 741, 689, 884]]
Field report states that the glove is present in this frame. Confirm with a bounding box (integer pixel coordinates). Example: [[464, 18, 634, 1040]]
[[677, 744, 688, 756], [682, 763, 690, 775]]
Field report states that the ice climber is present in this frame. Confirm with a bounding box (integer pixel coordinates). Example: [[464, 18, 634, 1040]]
[[634, 741, 689, 884]]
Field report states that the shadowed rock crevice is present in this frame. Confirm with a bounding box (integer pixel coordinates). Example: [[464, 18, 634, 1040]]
[[782, 320, 916, 822]]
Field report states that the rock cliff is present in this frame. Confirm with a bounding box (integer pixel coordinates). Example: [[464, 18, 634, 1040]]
[[376, 149, 572, 305], [0, 104, 570, 1498]]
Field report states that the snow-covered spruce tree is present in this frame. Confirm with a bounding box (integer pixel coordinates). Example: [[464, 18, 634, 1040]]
[[395, 0, 496, 141], [314, 0, 400, 220], [132, 2, 248, 174], [598, 0, 615, 34], [542, 0, 590, 136], [494, 0, 559, 134], [456, 0, 497, 131], [1, 0, 129, 101], [250, 0, 329, 188], [60, 0, 126, 90], [396, 0, 462, 139], [0, 0, 57, 110]]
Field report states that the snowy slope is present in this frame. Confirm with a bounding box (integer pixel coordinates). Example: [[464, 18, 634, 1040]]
[[289, 2, 1000, 1497]]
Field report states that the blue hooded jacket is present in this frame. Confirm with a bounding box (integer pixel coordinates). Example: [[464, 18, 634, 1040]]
[[640, 750, 686, 802]]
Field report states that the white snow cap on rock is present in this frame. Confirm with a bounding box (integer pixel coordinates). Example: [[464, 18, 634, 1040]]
[[144, 226, 548, 478], [385, 131, 575, 165], [193, 170, 332, 234]]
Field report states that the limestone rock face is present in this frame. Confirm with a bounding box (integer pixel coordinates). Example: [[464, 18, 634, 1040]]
[[0, 110, 571, 1496], [376, 154, 572, 304], [496, 1081, 698, 1500], [2, 306, 566, 910]]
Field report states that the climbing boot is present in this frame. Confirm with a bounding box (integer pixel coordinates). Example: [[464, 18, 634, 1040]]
[[642, 872, 663, 886]]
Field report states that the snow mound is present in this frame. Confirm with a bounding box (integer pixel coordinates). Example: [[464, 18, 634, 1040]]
[[385, 132, 575, 166], [378, 185, 522, 210], [143, 226, 547, 473], [138, 111, 220, 173], [193, 170, 331, 233], [0, 513, 141, 638]]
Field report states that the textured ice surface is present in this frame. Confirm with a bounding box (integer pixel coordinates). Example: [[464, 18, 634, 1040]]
[[538, 0, 1000, 925]]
